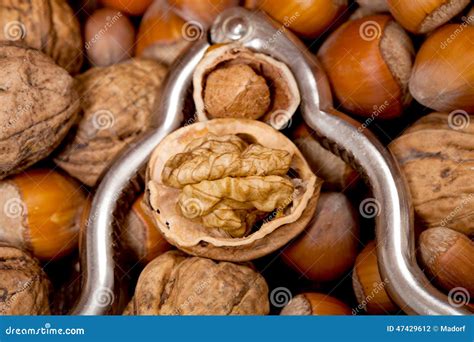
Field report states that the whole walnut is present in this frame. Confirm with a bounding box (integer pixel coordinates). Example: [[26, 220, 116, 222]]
[[55, 59, 167, 186], [390, 112, 474, 236], [0, 44, 79, 180], [124, 251, 269, 315], [0, 245, 51, 315], [0, 0, 83, 73]]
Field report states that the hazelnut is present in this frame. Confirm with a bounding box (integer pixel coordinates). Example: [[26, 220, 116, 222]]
[[318, 15, 414, 119], [390, 112, 474, 236], [352, 241, 399, 314], [291, 123, 358, 191], [419, 227, 474, 298], [100, 0, 153, 15], [124, 250, 269, 315], [169, 0, 239, 25], [0, 169, 86, 260], [136, 1, 235, 66], [204, 64, 271, 120], [0, 245, 51, 315], [55, 59, 167, 186], [282, 192, 360, 282], [250, 0, 348, 38], [387, 0, 470, 34], [147, 118, 321, 261], [409, 24, 474, 113], [121, 194, 172, 263], [0, 44, 79, 180], [193, 44, 300, 129], [0, 0, 83, 73], [280, 293, 352, 315], [85, 8, 136, 67]]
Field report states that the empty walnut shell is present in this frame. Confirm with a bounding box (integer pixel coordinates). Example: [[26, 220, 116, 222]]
[[0, 0, 83, 73], [193, 44, 300, 130], [55, 59, 167, 186], [390, 112, 474, 236], [124, 250, 269, 315], [147, 119, 321, 261], [0, 245, 51, 315], [0, 44, 79, 180]]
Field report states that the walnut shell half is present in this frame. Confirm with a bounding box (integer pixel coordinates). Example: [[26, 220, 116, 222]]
[[147, 119, 321, 261], [390, 112, 474, 236], [55, 59, 167, 186], [193, 44, 300, 129], [0, 245, 51, 315], [0, 44, 79, 180], [0, 0, 83, 73], [124, 250, 269, 315]]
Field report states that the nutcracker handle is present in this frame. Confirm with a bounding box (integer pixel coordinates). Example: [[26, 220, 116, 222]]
[[210, 7, 469, 315]]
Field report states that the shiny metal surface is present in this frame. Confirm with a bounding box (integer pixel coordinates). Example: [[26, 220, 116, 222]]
[[73, 7, 470, 315], [71, 39, 210, 315]]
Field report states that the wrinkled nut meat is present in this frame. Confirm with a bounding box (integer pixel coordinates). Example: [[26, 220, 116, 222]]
[[390, 112, 474, 236], [0, 245, 51, 315], [147, 119, 321, 261], [55, 59, 167, 186], [0, 44, 79, 180], [0, 0, 83, 73], [193, 44, 300, 129], [124, 250, 269, 315]]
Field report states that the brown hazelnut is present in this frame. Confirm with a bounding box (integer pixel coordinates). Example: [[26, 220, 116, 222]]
[[121, 194, 172, 263], [0, 44, 79, 180], [282, 192, 360, 282], [0, 245, 51, 315], [0, 169, 86, 260], [390, 112, 474, 236], [147, 118, 321, 261], [55, 59, 167, 187], [291, 123, 358, 191], [280, 293, 352, 315], [124, 250, 269, 315], [100, 0, 153, 16], [250, 0, 348, 38], [419, 227, 474, 298], [387, 0, 470, 34], [352, 241, 399, 314], [169, 0, 239, 26], [85, 8, 136, 67], [409, 24, 474, 113], [0, 0, 83, 73], [193, 44, 300, 129], [318, 15, 414, 119], [204, 64, 271, 120]]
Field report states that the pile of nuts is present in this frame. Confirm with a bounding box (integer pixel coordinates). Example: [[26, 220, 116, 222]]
[[0, 0, 472, 316]]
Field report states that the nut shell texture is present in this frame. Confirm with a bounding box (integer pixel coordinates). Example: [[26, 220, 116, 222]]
[[125, 251, 269, 315], [0, 44, 79, 179], [0, 0, 83, 73], [55, 59, 167, 186], [0, 245, 51, 315]]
